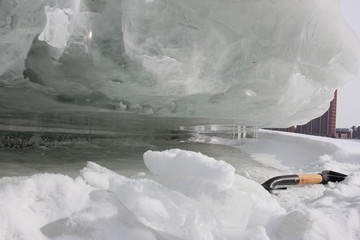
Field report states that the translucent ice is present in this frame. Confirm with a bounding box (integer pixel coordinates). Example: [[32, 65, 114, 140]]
[[144, 149, 235, 190], [1, 0, 360, 126], [38, 6, 70, 50], [79, 152, 284, 239], [0, 0, 45, 77]]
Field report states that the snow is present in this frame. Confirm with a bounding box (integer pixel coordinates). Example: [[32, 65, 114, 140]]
[[0, 174, 92, 240], [1, 131, 360, 239]]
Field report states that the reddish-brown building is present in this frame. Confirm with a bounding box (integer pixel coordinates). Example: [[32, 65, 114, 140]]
[[336, 128, 352, 139]]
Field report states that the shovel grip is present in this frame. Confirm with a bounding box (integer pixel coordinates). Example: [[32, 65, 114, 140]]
[[298, 174, 323, 184]]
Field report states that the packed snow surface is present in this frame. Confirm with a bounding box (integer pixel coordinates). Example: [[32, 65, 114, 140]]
[[1, 130, 360, 240]]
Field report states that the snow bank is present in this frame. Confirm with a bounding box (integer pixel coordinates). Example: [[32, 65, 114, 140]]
[[249, 131, 360, 239], [0, 174, 92, 240], [2, 132, 360, 240], [193, 129, 360, 182], [267, 172, 360, 240], [189, 130, 360, 240], [0, 149, 284, 240]]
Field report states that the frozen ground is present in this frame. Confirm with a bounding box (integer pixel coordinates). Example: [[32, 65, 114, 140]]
[[1, 129, 360, 240]]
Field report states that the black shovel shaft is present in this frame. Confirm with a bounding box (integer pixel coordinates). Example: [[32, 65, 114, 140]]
[[262, 174, 300, 191], [262, 170, 347, 191]]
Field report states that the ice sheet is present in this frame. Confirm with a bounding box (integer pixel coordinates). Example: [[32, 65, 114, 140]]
[[1, 0, 360, 126]]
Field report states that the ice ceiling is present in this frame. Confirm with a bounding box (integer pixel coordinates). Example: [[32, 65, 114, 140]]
[[0, 0, 360, 127]]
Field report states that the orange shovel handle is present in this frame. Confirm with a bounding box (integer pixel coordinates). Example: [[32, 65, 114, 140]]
[[298, 174, 323, 184]]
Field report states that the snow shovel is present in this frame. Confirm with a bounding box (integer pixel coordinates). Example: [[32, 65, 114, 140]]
[[262, 170, 347, 191]]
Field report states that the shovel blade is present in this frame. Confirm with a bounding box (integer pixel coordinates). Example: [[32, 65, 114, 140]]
[[321, 170, 347, 184]]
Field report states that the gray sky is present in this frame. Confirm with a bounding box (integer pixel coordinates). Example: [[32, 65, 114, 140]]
[[338, 0, 360, 127]]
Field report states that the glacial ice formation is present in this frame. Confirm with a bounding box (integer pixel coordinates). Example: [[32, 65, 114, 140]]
[[1, 0, 360, 126]]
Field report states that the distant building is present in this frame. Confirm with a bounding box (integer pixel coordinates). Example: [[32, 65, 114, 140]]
[[265, 91, 360, 139], [351, 126, 360, 139], [336, 128, 352, 139]]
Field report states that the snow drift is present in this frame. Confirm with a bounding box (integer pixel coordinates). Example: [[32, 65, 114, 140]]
[[0, 149, 284, 240], [1, 131, 360, 240]]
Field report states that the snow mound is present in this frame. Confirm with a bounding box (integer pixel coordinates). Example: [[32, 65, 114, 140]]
[[0, 150, 284, 240], [2, 133, 360, 240], [0, 174, 92, 240], [268, 173, 360, 240]]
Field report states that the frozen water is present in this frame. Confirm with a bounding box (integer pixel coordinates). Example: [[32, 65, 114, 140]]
[[38, 6, 70, 50], [1, 1, 360, 239], [0, 0, 45, 77], [1, 131, 360, 239], [144, 149, 235, 190], [1, 0, 360, 126]]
